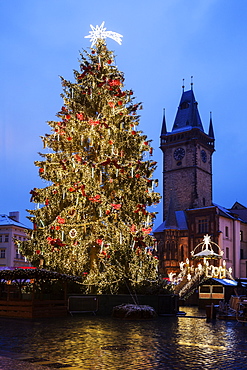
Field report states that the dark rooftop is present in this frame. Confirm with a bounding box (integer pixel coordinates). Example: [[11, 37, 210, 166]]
[[172, 89, 204, 133]]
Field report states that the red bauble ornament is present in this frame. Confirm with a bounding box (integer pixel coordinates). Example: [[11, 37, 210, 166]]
[[76, 113, 84, 120], [89, 119, 100, 126], [57, 216, 65, 224], [89, 194, 101, 202], [110, 203, 122, 210], [142, 227, 152, 235], [74, 154, 82, 162], [130, 224, 137, 233], [109, 79, 121, 86]]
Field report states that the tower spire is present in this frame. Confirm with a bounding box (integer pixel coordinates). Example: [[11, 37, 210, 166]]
[[208, 111, 214, 138], [182, 78, 185, 93], [191, 76, 193, 90], [161, 108, 167, 136], [172, 87, 203, 132]]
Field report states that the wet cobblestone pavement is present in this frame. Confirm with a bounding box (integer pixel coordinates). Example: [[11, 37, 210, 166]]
[[0, 355, 54, 370], [0, 307, 247, 369]]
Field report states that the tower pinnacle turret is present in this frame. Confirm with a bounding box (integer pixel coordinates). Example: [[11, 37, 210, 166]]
[[208, 112, 214, 139], [161, 108, 167, 136]]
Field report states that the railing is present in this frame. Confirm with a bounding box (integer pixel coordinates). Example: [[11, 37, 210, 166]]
[[178, 271, 207, 300]]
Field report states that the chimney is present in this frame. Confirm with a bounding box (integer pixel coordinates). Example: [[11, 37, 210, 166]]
[[9, 211, 20, 222]]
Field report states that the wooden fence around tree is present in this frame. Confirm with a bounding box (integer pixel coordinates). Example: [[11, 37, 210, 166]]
[[0, 268, 80, 318]]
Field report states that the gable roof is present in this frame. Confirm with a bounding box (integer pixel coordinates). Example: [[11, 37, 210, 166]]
[[0, 214, 28, 229], [213, 203, 247, 223], [214, 204, 237, 220], [229, 209, 247, 223], [231, 201, 247, 210], [153, 210, 188, 233], [229, 202, 247, 222]]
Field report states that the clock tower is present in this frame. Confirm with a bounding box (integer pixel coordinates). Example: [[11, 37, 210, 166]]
[[161, 88, 215, 220]]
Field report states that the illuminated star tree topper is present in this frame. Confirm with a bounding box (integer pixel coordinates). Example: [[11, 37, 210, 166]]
[[85, 21, 123, 46]]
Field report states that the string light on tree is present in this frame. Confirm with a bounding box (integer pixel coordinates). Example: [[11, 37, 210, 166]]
[[17, 25, 160, 294]]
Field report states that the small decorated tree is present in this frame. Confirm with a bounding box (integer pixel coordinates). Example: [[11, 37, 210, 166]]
[[19, 23, 161, 293]]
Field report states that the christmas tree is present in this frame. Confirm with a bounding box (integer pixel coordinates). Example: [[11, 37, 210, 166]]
[[19, 29, 161, 293]]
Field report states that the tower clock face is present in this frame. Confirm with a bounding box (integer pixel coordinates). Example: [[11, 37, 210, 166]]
[[174, 147, 185, 161], [201, 149, 207, 163]]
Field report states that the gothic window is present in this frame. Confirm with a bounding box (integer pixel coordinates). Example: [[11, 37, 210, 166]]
[[165, 241, 171, 259], [225, 226, 229, 238], [171, 241, 176, 260], [240, 230, 243, 242], [198, 219, 208, 234], [226, 247, 229, 259]]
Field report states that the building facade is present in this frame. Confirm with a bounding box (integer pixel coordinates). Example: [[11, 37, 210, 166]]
[[154, 87, 247, 279], [0, 212, 30, 268]]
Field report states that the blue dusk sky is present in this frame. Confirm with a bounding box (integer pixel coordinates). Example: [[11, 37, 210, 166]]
[[1, 0, 247, 228]]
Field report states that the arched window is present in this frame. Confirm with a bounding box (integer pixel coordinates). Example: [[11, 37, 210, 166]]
[[171, 241, 176, 260], [165, 241, 171, 260]]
